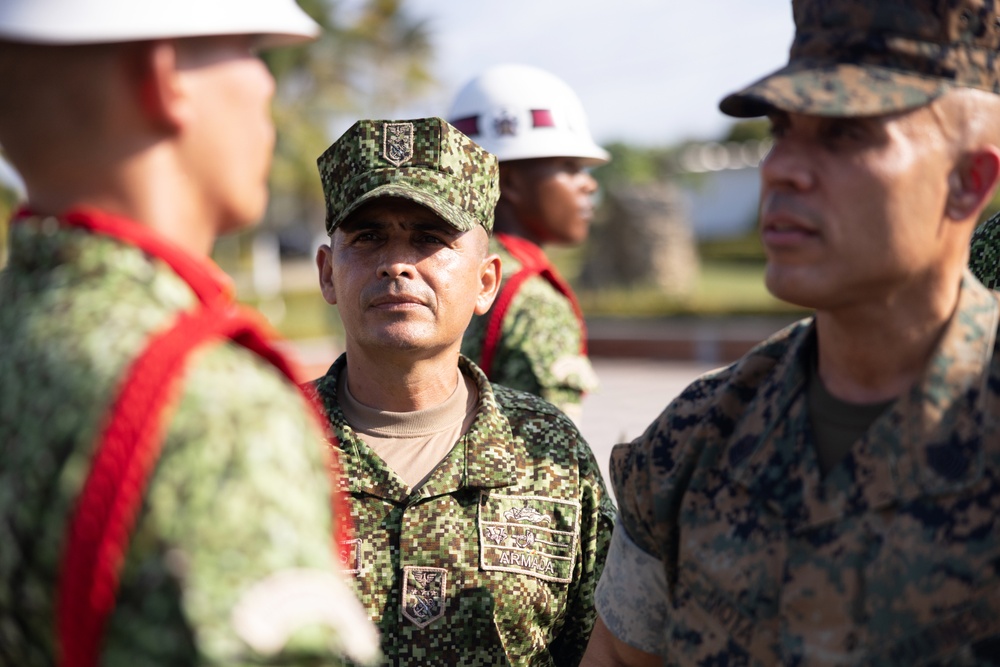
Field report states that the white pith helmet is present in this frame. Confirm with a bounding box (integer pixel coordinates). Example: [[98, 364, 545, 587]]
[[448, 63, 610, 166], [0, 0, 320, 48]]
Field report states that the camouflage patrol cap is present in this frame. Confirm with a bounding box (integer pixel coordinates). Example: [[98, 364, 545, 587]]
[[317, 117, 499, 234], [720, 0, 1000, 118]]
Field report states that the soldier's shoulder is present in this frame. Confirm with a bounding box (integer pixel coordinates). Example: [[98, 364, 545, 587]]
[[645, 320, 807, 433], [491, 383, 589, 457], [614, 320, 809, 493], [508, 273, 574, 313], [492, 381, 569, 420], [183, 340, 308, 409], [168, 339, 321, 456]]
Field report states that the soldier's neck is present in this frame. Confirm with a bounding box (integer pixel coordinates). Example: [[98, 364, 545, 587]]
[[342, 345, 464, 413], [493, 203, 543, 246]]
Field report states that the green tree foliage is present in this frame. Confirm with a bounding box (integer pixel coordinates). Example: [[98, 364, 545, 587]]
[[262, 0, 436, 236], [723, 119, 771, 143], [591, 142, 676, 191]]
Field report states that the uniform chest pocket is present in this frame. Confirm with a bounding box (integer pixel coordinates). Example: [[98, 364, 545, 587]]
[[478, 492, 580, 583]]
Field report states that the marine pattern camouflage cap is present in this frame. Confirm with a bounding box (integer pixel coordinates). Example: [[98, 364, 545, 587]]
[[318, 117, 499, 234], [720, 0, 1000, 118]]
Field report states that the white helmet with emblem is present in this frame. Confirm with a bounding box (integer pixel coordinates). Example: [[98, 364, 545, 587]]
[[0, 0, 319, 47], [448, 63, 610, 166]]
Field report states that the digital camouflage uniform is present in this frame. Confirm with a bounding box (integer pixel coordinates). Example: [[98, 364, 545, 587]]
[[0, 213, 375, 666], [608, 275, 1000, 665], [970, 210, 1000, 289], [461, 241, 597, 421], [309, 354, 616, 667]]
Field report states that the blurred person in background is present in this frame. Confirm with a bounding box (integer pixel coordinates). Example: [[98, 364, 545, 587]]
[[584, 0, 1000, 664], [0, 1, 378, 664], [309, 116, 615, 666], [448, 64, 609, 422]]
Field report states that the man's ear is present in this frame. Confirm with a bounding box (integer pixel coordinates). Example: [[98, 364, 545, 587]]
[[474, 252, 502, 316], [946, 147, 1000, 221], [129, 40, 187, 133], [316, 243, 338, 305]]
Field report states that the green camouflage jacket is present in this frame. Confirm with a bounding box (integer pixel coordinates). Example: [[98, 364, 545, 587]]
[[461, 238, 597, 421], [970, 210, 1000, 289], [309, 354, 616, 667], [0, 215, 376, 666], [611, 273, 1000, 666]]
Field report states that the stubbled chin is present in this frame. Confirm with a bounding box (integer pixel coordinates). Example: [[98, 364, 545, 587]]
[[764, 265, 812, 307]]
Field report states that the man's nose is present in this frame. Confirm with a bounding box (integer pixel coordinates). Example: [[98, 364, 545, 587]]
[[759, 137, 815, 192]]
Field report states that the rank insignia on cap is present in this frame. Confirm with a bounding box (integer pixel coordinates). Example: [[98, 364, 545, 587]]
[[382, 122, 414, 166], [401, 566, 447, 628], [493, 110, 518, 137]]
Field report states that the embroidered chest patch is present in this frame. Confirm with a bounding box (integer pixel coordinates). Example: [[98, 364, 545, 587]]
[[339, 538, 362, 575], [478, 493, 580, 583], [401, 566, 447, 628]]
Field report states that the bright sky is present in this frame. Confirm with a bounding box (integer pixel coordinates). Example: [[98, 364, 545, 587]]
[[401, 0, 796, 147]]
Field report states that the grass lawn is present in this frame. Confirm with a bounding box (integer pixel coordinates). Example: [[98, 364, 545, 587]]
[[577, 259, 806, 318], [242, 255, 806, 342]]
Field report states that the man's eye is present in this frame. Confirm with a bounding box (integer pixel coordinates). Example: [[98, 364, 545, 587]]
[[351, 231, 379, 243], [822, 120, 865, 145]]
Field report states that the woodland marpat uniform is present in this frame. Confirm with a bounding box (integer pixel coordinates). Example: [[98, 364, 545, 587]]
[[0, 217, 369, 665], [970, 210, 1000, 289], [462, 241, 597, 420], [609, 275, 1000, 665], [310, 354, 616, 667]]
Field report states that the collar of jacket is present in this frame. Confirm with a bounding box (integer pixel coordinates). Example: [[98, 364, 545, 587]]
[[724, 271, 999, 531], [315, 353, 518, 499]]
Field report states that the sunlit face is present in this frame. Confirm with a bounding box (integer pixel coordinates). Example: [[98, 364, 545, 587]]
[[503, 157, 598, 244], [758, 107, 955, 311], [177, 36, 276, 233], [316, 197, 499, 358]]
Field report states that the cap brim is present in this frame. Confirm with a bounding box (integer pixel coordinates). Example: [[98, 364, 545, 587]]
[[719, 60, 951, 118], [329, 184, 486, 234]]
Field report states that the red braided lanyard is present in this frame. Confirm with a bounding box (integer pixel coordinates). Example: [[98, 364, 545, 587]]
[[12, 209, 352, 667], [478, 233, 587, 378]]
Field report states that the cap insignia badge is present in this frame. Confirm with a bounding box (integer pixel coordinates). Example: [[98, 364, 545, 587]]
[[383, 122, 414, 166]]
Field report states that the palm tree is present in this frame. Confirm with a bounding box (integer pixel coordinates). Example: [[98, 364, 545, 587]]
[[263, 0, 437, 246]]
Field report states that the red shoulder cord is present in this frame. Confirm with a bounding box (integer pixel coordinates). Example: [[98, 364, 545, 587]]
[[478, 233, 587, 378], [11, 209, 352, 667]]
